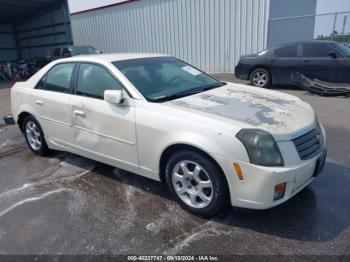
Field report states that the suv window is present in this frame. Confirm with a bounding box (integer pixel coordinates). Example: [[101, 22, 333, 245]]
[[274, 46, 298, 58], [302, 44, 333, 58], [53, 48, 61, 56], [77, 63, 122, 99], [44, 63, 74, 92], [62, 48, 70, 57]]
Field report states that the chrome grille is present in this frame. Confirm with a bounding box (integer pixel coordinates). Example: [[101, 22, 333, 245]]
[[293, 128, 322, 160]]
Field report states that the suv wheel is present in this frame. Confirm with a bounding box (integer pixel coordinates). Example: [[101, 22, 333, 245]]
[[165, 150, 229, 217], [23, 116, 50, 155], [250, 68, 270, 88]]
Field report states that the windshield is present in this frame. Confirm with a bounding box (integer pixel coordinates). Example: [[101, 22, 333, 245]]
[[71, 46, 99, 56], [113, 57, 224, 102], [332, 42, 350, 57]]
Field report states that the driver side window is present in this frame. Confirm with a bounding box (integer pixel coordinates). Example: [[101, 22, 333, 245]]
[[77, 63, 122, 99]]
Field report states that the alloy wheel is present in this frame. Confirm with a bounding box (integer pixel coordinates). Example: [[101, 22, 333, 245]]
[[25, 120, 42, 151], [252, 71, 268, 87], [171, 160, 214, 208]]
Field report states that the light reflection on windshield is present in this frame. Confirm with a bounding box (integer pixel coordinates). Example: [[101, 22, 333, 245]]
[[113, 57, 222, 102]]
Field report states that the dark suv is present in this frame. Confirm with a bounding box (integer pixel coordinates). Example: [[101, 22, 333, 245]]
[[50, 45, 101, 60], [235, 40, 350, 88]]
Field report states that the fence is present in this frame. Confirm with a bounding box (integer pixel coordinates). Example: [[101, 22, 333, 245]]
[[268, 11, 350, 47]]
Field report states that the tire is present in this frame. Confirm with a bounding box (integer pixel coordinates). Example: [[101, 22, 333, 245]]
[[165, 150, 229, 217], [250, 68, 271, 88], [23, 115, 50, 156]]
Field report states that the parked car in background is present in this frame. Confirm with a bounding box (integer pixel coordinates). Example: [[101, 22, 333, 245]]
[[50, 45, 102, 60], [11, 53, 327, 217], [235, 40, 350, 88]]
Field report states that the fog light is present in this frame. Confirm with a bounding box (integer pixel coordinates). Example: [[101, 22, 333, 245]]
[[274, 183, 286, 201]]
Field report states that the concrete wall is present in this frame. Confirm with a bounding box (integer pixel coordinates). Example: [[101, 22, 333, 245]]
[[71, 0, 270, 73], [267, 0, 317, 47], [0, 24, 17, 62]]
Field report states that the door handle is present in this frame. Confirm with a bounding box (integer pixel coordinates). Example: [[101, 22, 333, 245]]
[[74, 110, 85, 117], [35, 100, 43, 106], [303, 60, 311, 63]]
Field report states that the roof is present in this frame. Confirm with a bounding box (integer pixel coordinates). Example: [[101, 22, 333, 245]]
[[0, 0, 64, 24], [65, 52, 169, 62], [272, 40, 337, 49]]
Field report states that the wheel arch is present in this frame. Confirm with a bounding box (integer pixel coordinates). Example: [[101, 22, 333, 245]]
[[159, 143, 230, 196], [17, 111, 33, 133]]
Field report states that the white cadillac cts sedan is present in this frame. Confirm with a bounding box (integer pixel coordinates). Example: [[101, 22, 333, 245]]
[[11, 53, 327, 217]]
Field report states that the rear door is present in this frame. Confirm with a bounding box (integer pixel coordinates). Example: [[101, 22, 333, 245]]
[[300, 43, 337, 82], [31, 62, 75, 146], [268, 45, 300, 85]]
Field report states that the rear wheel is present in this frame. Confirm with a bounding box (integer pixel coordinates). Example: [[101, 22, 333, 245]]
[[165, 150, 229, 217], [250, 68, 271, 88], [23, 116, 50, 156]]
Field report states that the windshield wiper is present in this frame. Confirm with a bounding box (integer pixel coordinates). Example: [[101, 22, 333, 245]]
[[150, 90, 201, 102], [150, 82, 226, 103], [201, 82, 226, 91]]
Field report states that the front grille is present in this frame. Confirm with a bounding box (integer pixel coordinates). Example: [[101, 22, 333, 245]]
[[293, 128, 322, 160]]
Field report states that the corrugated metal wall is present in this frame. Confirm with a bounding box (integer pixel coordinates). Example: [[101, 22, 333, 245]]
[[0, 24, 17, 62], [71, 0, 270, 73]]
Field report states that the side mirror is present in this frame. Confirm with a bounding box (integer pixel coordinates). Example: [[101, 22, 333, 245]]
[[104, 90, 124, 104], [328, 52, 337, 58]]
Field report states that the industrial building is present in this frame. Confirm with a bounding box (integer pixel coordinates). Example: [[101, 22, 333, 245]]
[[0, 0, 72, 63], [1, 0, 318, 73], [70, 0, 318, 73]]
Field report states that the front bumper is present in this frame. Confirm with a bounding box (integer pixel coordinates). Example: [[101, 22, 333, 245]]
[[215, 148, 327, 209], [234, 63, 250, 80]]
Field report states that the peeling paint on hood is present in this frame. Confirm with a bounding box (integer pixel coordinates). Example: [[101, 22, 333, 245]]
[[168, 83, 315, 135]]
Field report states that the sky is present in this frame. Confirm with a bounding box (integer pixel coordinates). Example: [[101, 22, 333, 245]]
[[317, 0, 350, 14], [68, 0, 127, 13], [315, 0, 350, 36]]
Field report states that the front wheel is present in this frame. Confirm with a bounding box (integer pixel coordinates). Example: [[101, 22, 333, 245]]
[[165, 150, 229, 217], [250, 68, 271, 88]]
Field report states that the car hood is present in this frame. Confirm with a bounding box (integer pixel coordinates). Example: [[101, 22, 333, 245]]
[[167, 83, 316, 138]]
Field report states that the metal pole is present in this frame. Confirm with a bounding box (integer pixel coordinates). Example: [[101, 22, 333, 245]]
[[332, 13, 338, 40], [342, 16, 348, 34], [62, 0, 71, 45]]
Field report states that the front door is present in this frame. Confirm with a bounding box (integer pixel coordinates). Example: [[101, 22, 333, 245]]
[[69, 63, 139, 172], [300, 43, 338, 83]]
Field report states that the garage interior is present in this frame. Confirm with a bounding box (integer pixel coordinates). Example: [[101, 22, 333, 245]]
[[0, 0, 72, 62]]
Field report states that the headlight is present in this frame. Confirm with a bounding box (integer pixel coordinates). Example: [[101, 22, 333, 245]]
[[236, 129, 284, 167]]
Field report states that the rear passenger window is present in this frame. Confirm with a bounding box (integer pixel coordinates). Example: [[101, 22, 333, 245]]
[[302, 44, 333, 58], [76, 63, 122, 99], [274, 46, 297, 58], [43, 63, 74, 92]]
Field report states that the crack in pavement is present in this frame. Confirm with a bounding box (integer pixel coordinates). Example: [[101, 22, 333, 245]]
[[0, 147, 26, 159], [0, 188, 71, 218], [161, 219, 232, 254]]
